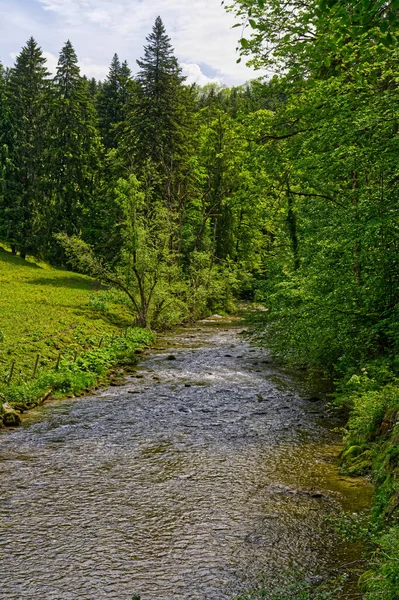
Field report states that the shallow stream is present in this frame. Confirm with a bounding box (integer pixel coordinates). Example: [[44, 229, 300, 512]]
[[0, 318, 372, 600]]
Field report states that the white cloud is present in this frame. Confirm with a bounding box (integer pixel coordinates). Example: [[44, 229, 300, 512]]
[[181, 63, 222, 87], [43, 51, 58, 74], [78, 57, 109, 80]]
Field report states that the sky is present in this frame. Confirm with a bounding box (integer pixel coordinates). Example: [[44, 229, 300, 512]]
[[0, 0, 257, 86]]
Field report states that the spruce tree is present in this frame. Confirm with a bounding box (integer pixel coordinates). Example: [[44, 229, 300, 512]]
[[0, 63, 11, 242], [97, 54, 132, 149], [4, 38, 51, 257], [132, 16, 187, 165], [49, 40, 101, 247], [119, 17, 198, 264]]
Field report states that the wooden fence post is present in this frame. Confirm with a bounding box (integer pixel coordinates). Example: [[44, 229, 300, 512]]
[[8, 360, 15, 384]]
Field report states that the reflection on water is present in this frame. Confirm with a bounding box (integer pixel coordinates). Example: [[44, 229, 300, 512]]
[[0, 319, 372, 600]]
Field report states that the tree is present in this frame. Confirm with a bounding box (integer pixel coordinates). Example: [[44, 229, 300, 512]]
[[97, 54, 133, 150], [224, 0, 399, 371], [0, 64, 11, 234], [4, 37, 51, 257], [56, 175, 183, 328], [119, 17, 196, 261], [121, 17, 192, 177], [48, 40, 101, 250]]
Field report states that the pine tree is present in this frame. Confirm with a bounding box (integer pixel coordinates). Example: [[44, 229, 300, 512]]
[[48, 40, 101, 247], [132, 16, 187, 165], [97, 54, 132, 149], [119, 17, 198, 265], [4, 38, 51, 257], [88, 77, 98, 100], [0, 63, 11, 239]]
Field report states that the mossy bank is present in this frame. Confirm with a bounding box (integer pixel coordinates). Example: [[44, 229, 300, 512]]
[[338, 374, 399, 599]]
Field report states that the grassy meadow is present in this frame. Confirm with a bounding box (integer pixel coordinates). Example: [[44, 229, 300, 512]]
[[0, 247, 153, 419]]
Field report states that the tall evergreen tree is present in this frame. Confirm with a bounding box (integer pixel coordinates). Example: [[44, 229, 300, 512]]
[[48, 40, 101, 246], [4, 37, 50, 257], [0, 64, 11, 230], [97, 54, 132, 149], [131, 16, 187, 166], [119, 15, 196, 253]]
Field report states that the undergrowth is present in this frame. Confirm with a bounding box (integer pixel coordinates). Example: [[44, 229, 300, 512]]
[[234, 576, 347, 600], [245, 306, 399, 599], [1, 329, 152, 404], [0, 328, 153, 415]]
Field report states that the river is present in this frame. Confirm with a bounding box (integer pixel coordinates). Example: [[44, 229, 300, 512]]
[[0, 317, 371, 600]]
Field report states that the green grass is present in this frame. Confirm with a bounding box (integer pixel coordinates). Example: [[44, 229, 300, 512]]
[[0, 248, 138, 377], [0, 247, 153, 417]]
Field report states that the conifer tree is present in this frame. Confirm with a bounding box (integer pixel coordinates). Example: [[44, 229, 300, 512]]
[[97, 54, 132, 149], [120, 16, 196, 234], [88, 77, 98, 100], [0, 64, 11, 241], [4, 38, 51, 257], [49, 40, 101, 245], [131, 16, 187, 166]]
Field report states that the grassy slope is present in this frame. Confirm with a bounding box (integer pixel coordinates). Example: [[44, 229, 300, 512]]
[[0, 248, 154, 426], [0, 248, 134, 381]]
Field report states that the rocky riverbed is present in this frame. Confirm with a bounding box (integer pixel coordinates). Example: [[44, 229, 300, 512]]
[[0, 317, 372, 599]]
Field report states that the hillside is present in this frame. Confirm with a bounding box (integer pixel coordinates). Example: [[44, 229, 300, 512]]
[[0, 248, 152, 420], [0, 248, 135, 377]]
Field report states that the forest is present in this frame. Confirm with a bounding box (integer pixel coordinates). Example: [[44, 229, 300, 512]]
[[1, 0, 399, 598]]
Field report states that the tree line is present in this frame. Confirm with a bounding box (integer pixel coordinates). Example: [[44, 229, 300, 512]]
[[0, 17, 273, 327], [1, 4, 399, 369]]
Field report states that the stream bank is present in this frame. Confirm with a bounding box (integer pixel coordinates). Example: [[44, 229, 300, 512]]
[[0, 317, 371, 599]]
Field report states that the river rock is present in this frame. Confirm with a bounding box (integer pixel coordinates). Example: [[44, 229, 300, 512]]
[[109, 377, 126, 386], [2, 403, 22, 427], [341, 445, 363, 462], [345, 450, 373, 476], [166, 355, 177, 361]]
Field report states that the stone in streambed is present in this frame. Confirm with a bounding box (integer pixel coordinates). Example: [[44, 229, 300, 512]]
[[2, 403, 22, 427], [345, 450, 373, 476], [109, 377, 126, 386]]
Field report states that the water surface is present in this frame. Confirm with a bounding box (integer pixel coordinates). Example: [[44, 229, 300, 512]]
[[0, 318, 371, 599]]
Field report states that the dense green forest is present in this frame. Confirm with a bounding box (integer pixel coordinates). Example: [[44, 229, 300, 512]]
[[2, 1, 399, 596], [0, 18, 272, 329]]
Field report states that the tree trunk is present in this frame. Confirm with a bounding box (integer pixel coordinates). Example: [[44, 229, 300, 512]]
[[287, 192, 300, 271]]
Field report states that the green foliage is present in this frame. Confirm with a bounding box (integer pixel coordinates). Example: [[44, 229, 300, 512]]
[[361, 525, 399, 599], [48, 40, 101, 251], [4, 37, 51, 257], [0, 248, 147, 381], [97, 54, 133, 150], [344, 384, 399, 444], [234, 575, 347, 599], [1, 327, 152, 412]]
